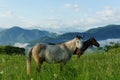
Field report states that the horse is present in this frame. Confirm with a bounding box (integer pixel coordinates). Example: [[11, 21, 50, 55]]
[[27, 35, 84, 75], [73, 37, 100, 58], [48, 37, 100, 58]]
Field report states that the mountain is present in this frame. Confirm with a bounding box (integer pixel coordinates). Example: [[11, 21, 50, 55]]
[[0, 24, 120, 46], [0, 26, 57, 45], [85, 25, 120, 40], [56, 24, 120, 41], [29, 24, 120, 46]]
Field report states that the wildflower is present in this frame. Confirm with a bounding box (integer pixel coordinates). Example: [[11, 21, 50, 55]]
[[31, 78, 34, 80], [0, 70, 3, 74], [53, 73, 58, 78]]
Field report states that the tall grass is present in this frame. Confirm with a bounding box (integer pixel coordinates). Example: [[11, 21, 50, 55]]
[[0, 48, 120, 80]]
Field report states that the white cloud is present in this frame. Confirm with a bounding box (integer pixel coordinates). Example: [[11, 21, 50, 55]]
[[38, 18, 63, 29], [0, 6, 120, 32], [64, 3, 81, 12], [85, 7, 120, 27], [64, 4, 120, 30], [0, 10, 38, 28], [36, 6, 120, 32], [96, 6, 118, 17], [64, 3, 71, 8], [73, 4, 81, 12], [0, 11, 14, 18], [35, 18, 84, 32], [66, 6, 120, 30]]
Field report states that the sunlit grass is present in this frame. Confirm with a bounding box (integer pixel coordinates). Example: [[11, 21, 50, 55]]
[[0, 48, 120, 80]]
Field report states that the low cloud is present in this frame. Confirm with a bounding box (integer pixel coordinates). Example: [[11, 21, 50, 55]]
[[99, 38, 120, 47], [14, 43, 29, 48]]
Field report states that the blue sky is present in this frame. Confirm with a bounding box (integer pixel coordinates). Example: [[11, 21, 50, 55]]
[[0, 0, 120, 32]]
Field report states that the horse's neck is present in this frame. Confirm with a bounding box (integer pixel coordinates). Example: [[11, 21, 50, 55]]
[[82, 39, 91, 51], [63, 39, 76, 52]]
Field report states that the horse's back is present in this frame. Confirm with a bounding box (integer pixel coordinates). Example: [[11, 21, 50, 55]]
[[33, 43, 46, 52]]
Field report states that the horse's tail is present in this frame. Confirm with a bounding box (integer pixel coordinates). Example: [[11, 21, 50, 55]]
[[27, 48, 33, 75]]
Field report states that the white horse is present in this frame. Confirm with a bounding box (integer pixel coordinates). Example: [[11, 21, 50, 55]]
[[27, 35, 83, 75]]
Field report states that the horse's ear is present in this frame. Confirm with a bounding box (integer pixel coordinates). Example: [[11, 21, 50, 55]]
[[90, 36, 94, 39], [76, 35, 84, 39], [76, 35, 79, 38]]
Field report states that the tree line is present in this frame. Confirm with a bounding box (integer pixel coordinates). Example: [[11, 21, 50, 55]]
[[0, 45, 25, 55]]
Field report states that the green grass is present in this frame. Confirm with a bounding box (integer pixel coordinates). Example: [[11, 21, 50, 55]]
[[0, 48, 120, 80]]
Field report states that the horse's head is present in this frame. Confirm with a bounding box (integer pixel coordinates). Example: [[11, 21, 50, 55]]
[[75, 35, 84, 49], [89, 37, 100, 47]]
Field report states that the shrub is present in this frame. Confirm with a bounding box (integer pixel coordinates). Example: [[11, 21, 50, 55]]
[[0, 45, 25, 55]]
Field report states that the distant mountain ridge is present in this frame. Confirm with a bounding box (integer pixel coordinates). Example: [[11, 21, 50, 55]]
[[29, 25, 120, 46], [0, 26, 57, 45], [85, 25, 120, 40], [0, 28, 5, 32], [0, 25, 120, 45]]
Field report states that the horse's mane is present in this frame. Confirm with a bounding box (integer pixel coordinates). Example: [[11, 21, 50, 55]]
[[47, 35, 83, 45], [47, 43, 56, 45]]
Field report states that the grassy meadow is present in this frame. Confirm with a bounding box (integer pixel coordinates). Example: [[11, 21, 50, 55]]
[[0, 48, 120, 80]]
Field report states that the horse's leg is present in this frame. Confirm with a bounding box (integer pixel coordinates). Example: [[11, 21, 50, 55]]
[[60, 62, 66, 71], [32, 53, 43, 72], [77, 51, 83, 58], [77, 54, 80, 58], [36, 58, 44, 72]]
